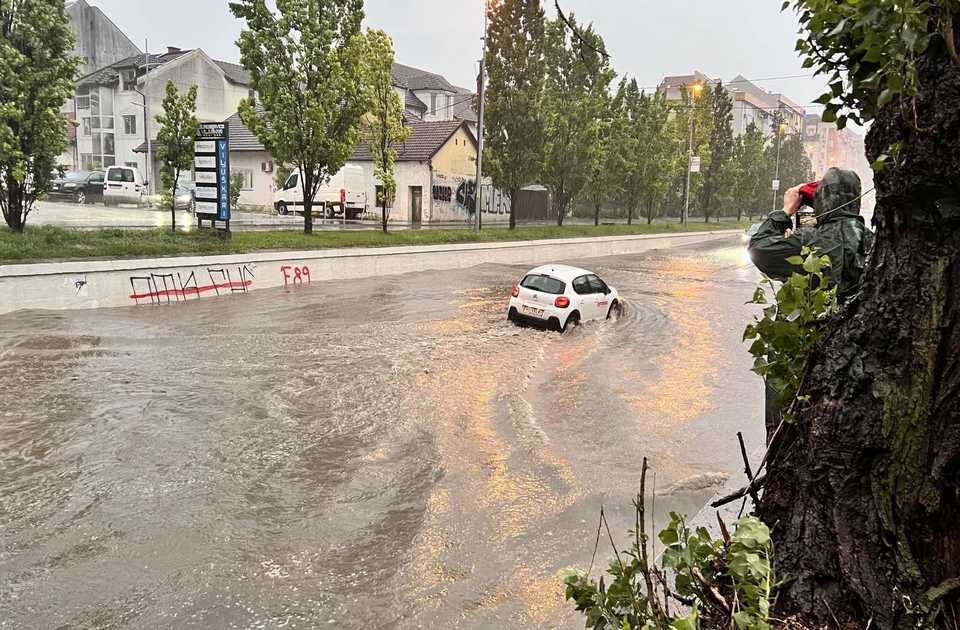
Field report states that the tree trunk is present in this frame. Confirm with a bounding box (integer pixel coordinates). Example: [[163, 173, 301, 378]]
[[381, 198, 388, 234], [627, 204, 633, 226], [594, 201, 600, 227], [170, 170, 179, 234], [509, 188, 517, 230], [303, 200, 313, 235], [2, 175, 25, 232], [760, 40, 960, 629], [556, 194, 565, 227]]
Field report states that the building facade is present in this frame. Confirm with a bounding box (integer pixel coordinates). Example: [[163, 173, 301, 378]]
[[68, 47, 250, 189], [803, 113, 875, 215], [66, 0, 141, 78]]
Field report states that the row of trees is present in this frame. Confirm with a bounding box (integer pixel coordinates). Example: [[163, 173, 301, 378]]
[[483, 0, 813, 228]]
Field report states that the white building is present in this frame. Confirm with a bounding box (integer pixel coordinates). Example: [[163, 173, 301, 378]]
[[69, 47, 251, 190], [392, 63, 478, 136]]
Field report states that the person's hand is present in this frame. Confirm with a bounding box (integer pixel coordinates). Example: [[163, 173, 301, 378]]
[[783, 186, 803, 217], [784, 228, 794, 239]]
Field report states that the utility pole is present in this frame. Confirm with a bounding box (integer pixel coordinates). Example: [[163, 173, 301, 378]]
[[474, 3, 488, 233], [144, 40, 153, 195], [772, 114, 784, 212], [682, 82, 702, 226]]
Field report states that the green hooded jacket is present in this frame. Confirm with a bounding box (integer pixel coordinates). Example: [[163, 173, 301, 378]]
[[748, 167, 874, 300]]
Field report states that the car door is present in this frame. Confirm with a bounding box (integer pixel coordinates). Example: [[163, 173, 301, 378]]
[[105, 167, 125, 200], [587, 275, 612, 319], [119, 168, 137, 202], [88, 172, 104, 201], [571, 275, 599, 319]]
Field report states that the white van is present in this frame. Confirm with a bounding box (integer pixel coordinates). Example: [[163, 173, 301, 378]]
[[103, 165, 146, 206], [274, 166, 367, 220]]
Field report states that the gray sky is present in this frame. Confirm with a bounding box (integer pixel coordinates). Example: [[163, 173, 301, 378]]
[[91, 0, 827, 111]]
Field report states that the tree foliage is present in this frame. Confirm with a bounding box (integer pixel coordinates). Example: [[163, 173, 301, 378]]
[[541, 14, 614, 226], [584, 81, 626, 226], [363, 28, 410, 234], [0, 0, 78, 232], [484, 0, 547, 229], [700, 83, 735, 223], [229, 0, 369, 234], [730, 123, 766, 221], [155, 81, 199, 232]]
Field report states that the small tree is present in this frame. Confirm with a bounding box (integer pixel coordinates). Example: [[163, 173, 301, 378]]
[[230, 0, 369, 235], [484, 0, 546, 229], [0, 0, 78, 232], [155, 81, 199, 233], [584, 81, 626, 226], [229, 172, 244, 210], [364, 29, 409, 234]]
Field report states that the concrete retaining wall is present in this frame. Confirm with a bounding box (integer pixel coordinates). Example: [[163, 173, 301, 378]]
[[0, 231, 737, 314]]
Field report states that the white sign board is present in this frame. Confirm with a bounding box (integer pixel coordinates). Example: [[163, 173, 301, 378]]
[[772, 179, 781, 191], [690, 156, 701, 173]]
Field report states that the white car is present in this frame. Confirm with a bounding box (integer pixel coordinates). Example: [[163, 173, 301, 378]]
[[507, 265, 621, 332], [102, 165, 146, 206]]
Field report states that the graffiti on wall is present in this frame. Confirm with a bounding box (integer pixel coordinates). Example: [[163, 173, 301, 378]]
[[430, 172, 510, 223], [280, 265, 311, 287], [129, 265, 256, 304]]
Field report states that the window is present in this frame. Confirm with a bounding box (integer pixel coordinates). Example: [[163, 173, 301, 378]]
[[82, 117, 91, 136], [233, 169, 254, 191], [284, 173, 298, 190], [120, 69, 136, 92], [76, 86, 90, 110], [123, 115, 137, 135], [90, 172, 104, 184], [572, 276, 591, 295], [587, 275, 609, 295], [520, 274, 565, 295], [430, 93, 438, 115]]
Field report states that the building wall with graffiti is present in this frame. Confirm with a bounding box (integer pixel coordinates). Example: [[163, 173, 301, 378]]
[[429, 172, 510, 224]]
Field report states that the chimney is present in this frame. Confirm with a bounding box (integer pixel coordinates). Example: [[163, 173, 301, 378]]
[[166, 46, 181, 55]]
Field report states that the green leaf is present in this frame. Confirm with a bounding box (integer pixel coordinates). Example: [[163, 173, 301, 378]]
[[878, 88, 895, 108], [785, 256, 804, 265]]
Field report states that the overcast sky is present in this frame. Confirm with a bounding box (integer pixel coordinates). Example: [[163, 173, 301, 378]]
[[90, 0, 827, 112]]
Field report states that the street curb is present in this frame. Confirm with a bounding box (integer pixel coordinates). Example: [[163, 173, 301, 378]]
[[0, 230, 741, 314]]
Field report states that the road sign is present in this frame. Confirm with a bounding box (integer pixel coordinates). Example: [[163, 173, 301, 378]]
[[194, 122, 230, 230], [690, 156, 701, 173], [772, 179, 781, 191]]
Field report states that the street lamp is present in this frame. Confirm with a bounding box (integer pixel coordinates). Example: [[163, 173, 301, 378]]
[[682, 81, 703, 226], [772, 119, 788, 212], [474, 0, 496, 232]]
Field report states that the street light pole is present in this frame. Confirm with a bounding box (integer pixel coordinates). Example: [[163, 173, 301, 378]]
[[772, 118, 784, 212], [682, 82, 702, 226], [474, 2, 488, 233]]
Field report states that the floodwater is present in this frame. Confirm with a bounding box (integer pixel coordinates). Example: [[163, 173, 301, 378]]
[[0, 238, 764, 629]]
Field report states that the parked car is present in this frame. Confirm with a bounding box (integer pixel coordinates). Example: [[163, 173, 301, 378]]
[[102, 165, 147, 206], [507, 265, 622, 332], [48, 170, 105, 204], [274, 166, 367, 219]]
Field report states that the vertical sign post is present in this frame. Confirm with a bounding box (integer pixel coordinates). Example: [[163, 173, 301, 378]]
[[194, 122, 230, 233]]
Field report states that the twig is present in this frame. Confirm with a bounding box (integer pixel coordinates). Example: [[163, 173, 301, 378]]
[[822, 596, 841, 629], [587, 504, 603, 576], [637, 457, 665, 622], [738, 431, 762, 508], [554, 0, 609, 59], [711, 474, 768, 508], [692, 567, 731, 614], [716, 512, 731, 544], [605, 505, 643, 624]]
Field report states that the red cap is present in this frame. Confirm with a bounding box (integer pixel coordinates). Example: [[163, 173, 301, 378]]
[[799, 181, 819, 207]]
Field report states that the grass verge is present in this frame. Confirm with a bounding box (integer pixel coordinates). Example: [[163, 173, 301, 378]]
[[0, 220, 752, 263]]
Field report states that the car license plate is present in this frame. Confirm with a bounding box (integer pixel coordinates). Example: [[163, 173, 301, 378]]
[[522, 305, 544, 318]]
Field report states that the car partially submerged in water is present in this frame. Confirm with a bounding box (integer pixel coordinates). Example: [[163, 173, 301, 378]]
[[507, 265, 622, 332]]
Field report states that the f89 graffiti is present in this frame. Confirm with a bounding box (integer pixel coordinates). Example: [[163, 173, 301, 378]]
[[281, 265, 311, 287]]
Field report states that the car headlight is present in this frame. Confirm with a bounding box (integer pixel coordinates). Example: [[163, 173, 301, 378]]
[[63, 183, 76, 189]]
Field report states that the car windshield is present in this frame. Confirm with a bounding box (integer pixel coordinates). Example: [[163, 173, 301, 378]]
[[63, 171, 91, 181], [520, 274, 565, 295]]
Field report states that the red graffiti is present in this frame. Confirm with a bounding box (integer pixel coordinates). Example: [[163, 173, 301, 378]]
[[129, 279, 251, 301], [281, 265, 311, 287]]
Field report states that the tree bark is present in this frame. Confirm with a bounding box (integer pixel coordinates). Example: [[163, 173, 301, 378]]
[[760, 39, 960, 629], [594, 201, 600, 226], [382, 197, 388, 233], [509, 188, 518, 229], [627, 203, 633, 226]]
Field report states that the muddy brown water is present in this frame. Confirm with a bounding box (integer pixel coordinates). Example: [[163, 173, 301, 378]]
[[0, 238, 763, 629]]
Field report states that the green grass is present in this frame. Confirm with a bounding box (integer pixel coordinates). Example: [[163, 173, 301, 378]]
[[0, 220, 752, 264]]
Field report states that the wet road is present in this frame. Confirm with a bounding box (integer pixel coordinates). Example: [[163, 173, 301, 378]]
[[0, 238, 763, 629]]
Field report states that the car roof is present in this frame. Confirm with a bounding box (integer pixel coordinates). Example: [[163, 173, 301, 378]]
[[525, 264, 595, 283]]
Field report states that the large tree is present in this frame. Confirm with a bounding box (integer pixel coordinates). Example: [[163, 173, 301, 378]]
[[757, 1, 960, 627], [541, 14, 613, 226], [0, 0, 78, 232], [363, 29, 409, 234], [484, 0, 546, 230], [229, 0, 368, 235], [155, 81, 199, 233], [731, 122, 766, 222], [699, 82, 734, 223], [584, 80, 626, 226]]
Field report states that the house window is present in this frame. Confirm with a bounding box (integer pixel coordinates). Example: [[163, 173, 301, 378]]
[[125, 162, 138, 169], [123, 115, 137, 135], [76, 86, 90, 110], [120, 69, 136, 92], [430, 93, 438, 115], [233, 168, 254, 191]]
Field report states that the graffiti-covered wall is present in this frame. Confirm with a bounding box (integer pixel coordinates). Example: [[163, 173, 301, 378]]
[[429, 172, 511, 224]]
